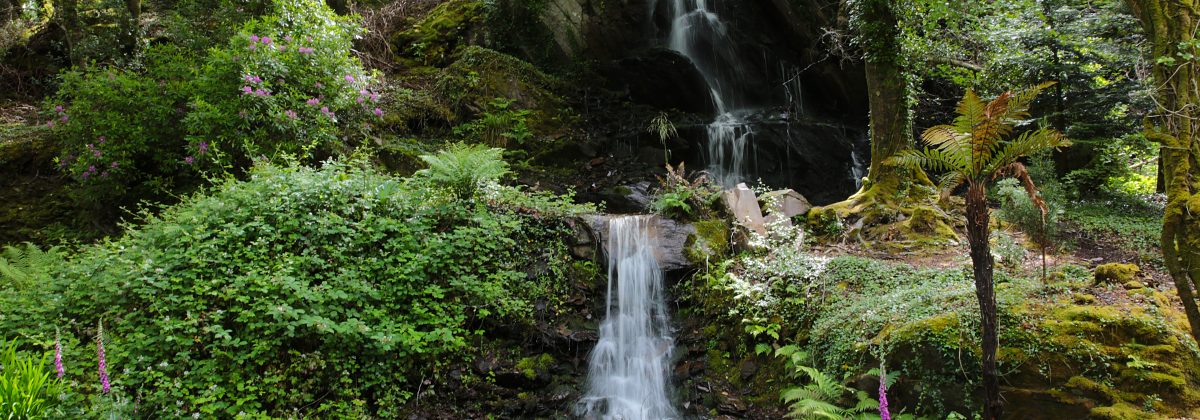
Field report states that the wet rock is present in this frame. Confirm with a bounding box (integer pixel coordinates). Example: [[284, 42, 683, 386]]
[[586, 214, 697, 271], [595, 182, 654, 214], [738, 359, 759, 380], [602, 48, 717, 116]]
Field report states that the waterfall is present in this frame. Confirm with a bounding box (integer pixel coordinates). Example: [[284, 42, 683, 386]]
[[576, 216, 678, 420], [663, 0, 753, 187]]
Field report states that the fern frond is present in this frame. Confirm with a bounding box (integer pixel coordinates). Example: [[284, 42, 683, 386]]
[[983, 128, 1069, 176], [937, 171, 967, 198], [890, 148, 967, 174], [416, 143, 510, 199], [953, 89, 986, 135], [1000, 81, 1056, 125]]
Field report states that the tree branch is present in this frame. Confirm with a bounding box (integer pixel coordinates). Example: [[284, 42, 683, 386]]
[[926, 56, 984, 72]]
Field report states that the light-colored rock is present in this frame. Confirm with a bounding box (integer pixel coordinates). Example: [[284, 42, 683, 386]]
[[722, 183, 767, 236], [760, 189, 811, 227]]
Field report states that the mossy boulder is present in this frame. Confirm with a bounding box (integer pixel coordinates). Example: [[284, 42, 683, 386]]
[[393, 0, 485, 67], [1094, 263, 1140, 285], [685, 219, 730, 266]]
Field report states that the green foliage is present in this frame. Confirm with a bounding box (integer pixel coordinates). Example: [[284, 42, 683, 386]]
[[651, 163, 720, 221], [416, 143, 511, 199], [185, 0, 380, 167], [393, 0, 484, 66], [990, 230, 1025, 270], [996, 177, 1059, 247], [776, 345, 881, 420], [0, 340, 61, 418], [47, 0, 380, 206], [452, 97, 534, 147], [0, 160, 584, 417], [893, 83, 1070, 185], [646, 111, 677, 164], [0, 243, 64, 286]]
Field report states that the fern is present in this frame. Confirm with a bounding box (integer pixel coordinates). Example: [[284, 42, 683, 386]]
[[416, 143, 510, 199], [891, 83, 1070, 195], [776, 346, 882, 420], [0, 243, 64, 288]]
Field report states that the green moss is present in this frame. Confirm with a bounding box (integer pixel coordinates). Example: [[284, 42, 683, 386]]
[[685, 219, 730, 266], [1094, 263, 1140, 285], [393, 0, 485, 66], [1090, 402, 1151, 420], [515, 353, 555, 380]]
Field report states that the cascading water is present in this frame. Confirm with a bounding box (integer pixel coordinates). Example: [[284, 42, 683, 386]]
[[576, 216, 678, 420], [663, 0, 754, 186]]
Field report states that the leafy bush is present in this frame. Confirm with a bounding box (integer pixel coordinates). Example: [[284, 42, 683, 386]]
[[47, 0, 381, 205], [776, 345, 882, 420], [416, 143, 510, 199], [1, 160, 587, 417], [185, 0, 382, 168], [0, 340, 61, 418], [995, 177, 1059, 248]]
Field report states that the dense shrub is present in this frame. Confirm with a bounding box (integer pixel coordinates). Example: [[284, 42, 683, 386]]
[[0, 160, 591, 417], [46, 0, 380, 206]]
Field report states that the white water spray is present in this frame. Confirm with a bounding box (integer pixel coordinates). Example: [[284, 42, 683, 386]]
[[576, 216, 678, 420]]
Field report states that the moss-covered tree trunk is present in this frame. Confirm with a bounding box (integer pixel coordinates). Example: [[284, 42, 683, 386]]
[[965, 181, 1002, 419], [1125, 0, 1200, 344], [809, 0, 954, 244]]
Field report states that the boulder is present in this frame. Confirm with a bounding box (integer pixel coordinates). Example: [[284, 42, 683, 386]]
[[760, 189, 811, 227], [721, 183, 766, 236]]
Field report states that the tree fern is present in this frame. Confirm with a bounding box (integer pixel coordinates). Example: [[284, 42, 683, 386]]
[[415, 143, 510, 199]]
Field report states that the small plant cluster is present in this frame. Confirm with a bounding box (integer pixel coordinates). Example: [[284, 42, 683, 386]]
[[452, 97, 534, 148], [0, 158, 591, 417], [46, 0, 380, 204], [650, 163, 721, 220]]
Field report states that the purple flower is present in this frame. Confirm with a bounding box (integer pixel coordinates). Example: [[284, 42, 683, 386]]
[[198, 141, 209, 155], [242, 86, 253, 94], [46, 120, 54, 128], [249, 44, 257, 51], [98, 136, 106, 144], [97, 321, 110, 394], [373, 108, 383, 117], [254, 88, 267, 96], [87, 165, 96, 174], [111, 161, 119, 169], [879, 369, 890, 420], [81, 171, 88, 180], [185, 156, 195, 165], [356, 96, 364, 103], [54, 105, 64, 113], [284, 35, 293, 42], [100, 171, 109, 178], [261, 36, 272, 45], [60, 115, 69, 123], [278, 46, 286, 52], [306, 98, 320, 106], [55, 329, 64, 379], [314, 82, 323, 88], [94, 149, 102, 158], [249, 34, 259, 42], [284, 109, 297, 119], [344, 75, 355, 83]]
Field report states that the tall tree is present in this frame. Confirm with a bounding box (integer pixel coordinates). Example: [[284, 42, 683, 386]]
[[894, 83, 1069, 419], [1124, 0, 1200, 344], [813, 0, 957, 243]]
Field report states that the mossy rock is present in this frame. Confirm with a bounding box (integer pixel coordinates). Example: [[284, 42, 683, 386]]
[[685, 219, 730, 266], [1094, 263, 1140, 285], [393, 0, 485, 67], [433, 46, 567, 131]]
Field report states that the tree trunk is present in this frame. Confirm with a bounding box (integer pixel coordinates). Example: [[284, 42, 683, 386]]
[[1125, 0, 1200, 344], [859, 0, 912, 191], [966, 181, 1002, 419]]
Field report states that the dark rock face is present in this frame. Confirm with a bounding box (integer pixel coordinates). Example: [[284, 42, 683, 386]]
[[601, 48, 718, 116], [586, 214, 697, 272]]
